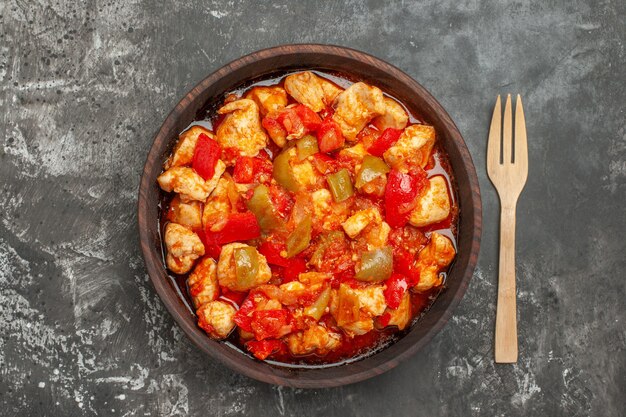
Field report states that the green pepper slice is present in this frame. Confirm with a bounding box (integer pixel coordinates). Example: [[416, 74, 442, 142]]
[[355, 246, 393, 282], [234, 246, 259, 288], [296, 135, 319, 160], [245, 184, 284, 232], [310, 231, 345, 267], [285, 215, 312, 258], [326, 168, 354, 202], [355, 155, 390, 189], [303, 287, 331, 320], [273, 149, 300, 192]]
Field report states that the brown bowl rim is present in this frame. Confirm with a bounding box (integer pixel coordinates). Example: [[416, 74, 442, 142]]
[[137, 44, 482, 388]]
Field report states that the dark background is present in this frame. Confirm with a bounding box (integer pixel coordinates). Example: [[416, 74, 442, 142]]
[[1, 0, 624, 416]]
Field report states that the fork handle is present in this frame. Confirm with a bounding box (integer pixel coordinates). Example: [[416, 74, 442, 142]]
[[494, 203, 518, 363]]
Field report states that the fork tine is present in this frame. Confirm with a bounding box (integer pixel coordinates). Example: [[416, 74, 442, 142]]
[[514, 95, 528, 172], [487, 95, 502, 172], [503, 94, 513, 164]]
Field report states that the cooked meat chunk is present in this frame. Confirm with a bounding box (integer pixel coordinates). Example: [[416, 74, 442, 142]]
[[332, 82, 385, 142], [167, 195, 203, 229], [187, 257, 219, 309], [197, 300, 237, 339], [245, 86, 288, 116], [372, 97, 408, 131], [216, 99, 268, 161], [311, 188, 351, 230], [383, 124, 435, 172], [157, 163, 225, 202], [385, 292, 411, 330], [284, 71, 343, 112], [286, 323, 342, 356], [342, 208, 382, 239], [217, 243, 272, 291], [165, 126, 215, 169], [414, 232, 456, 292], [164, 223, 205, 274], [202, 176, 239, 231], [409, 176, 451, 227]]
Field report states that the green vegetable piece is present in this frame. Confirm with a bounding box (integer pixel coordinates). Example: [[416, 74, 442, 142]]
[[355, 155, 390, 188], [327, 168, 354, 202], [296, 135, 319, 160], [273, 149, 300, 192], [355, 246, 393, 282], [246, 184, 283, 232], [234, 246, 259, 288], [303, 287, 332, 320], [310, 231, 345, 266], [286, 215, 312, 258]]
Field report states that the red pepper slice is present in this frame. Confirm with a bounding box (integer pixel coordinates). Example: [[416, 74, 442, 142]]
[[294, 104, 322, 131], [258, 241, 289, 267], [233, 296, 257, 332], [220, 287, 247, 306], [233, 155, 273, 184], [250, 309, 293, 340], [246, 339, 284, 360], [393, 248, 421, 287], [385, 169, 426, 227], [367, 128, 403, 157], [378, 312, 392, 328], [192, 133, 221, 180], [282, 258, 307, 282], [317, 117, 344, 153], [204, 212, 261, 247], [383, 273, 409, 309]]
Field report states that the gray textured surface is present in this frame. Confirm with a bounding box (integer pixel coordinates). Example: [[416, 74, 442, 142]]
[[1, 0, 625, 415]]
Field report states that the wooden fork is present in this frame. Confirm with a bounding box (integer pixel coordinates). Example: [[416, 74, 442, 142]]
[[487, 94, 528, 363]]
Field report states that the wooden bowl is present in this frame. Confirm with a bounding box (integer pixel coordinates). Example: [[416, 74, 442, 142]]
[[138, 44, 481, 388]]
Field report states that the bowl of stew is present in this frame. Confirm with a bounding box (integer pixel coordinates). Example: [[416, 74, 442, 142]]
[[138, 44, 481, 387]]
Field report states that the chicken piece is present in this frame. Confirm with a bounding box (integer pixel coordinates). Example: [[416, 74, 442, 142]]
[[414, 232, 456, 292], [216, 99, 268, 161], [166, 195, 203, 229], [196, 300, 236, 340], [361, 220, 391, 250], [245, 86, 288, 116], [286, 323, 342, 356], [164, 223, 205, 274], [385, 292, 411, 330], [372, 97, 408, 131], [157, 162, 225, 202], [383, 124, 435, 173], [217, 243, 272, 292], [337, 142, 368, 172], [408, 176, 451, 227], [284, 147, 321, 189], [330, 284, 384, 337], [283, 71, 343, 112], [311, 188, 351, 230], [202, 176, 238, 231], [342, 208, 382, 239], [164, 126, 215, 169], [351, 285, 387, 316], [187, 257, 219, 309], [332, 82, 385, 142], [298, 272, 331, 285]]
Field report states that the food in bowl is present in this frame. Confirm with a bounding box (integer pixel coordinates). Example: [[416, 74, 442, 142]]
[[156, 70, 458, 363]]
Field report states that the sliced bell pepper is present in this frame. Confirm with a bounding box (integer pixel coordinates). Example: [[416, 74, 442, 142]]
[[383, 273, 409, 309], [204, 211, 261, 246], [192, 133, 221, 180], [262, 115, 287, 145], [285, 215, 312, 258], [296, 134, 319, 160], [258, 241, 289, 267], [233, 295, 257, 332], [276, 105, 322, 137], [355, 155, 390, 189], [327, 168, 354, 202], [384, 169, 425, 227], [246, 184, 284, 232], [234, 246, 260, 289], [272, 149, 300, 192], [367, 128, 403, 157], [303, 286, 331, 320], [246, 339, 284, 360], [250, 309, 293, 340], [233, 155, 272, 184], [317, 117, 344, 153], [282, 257, 307, 282], [355, 246, 393, 282]]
